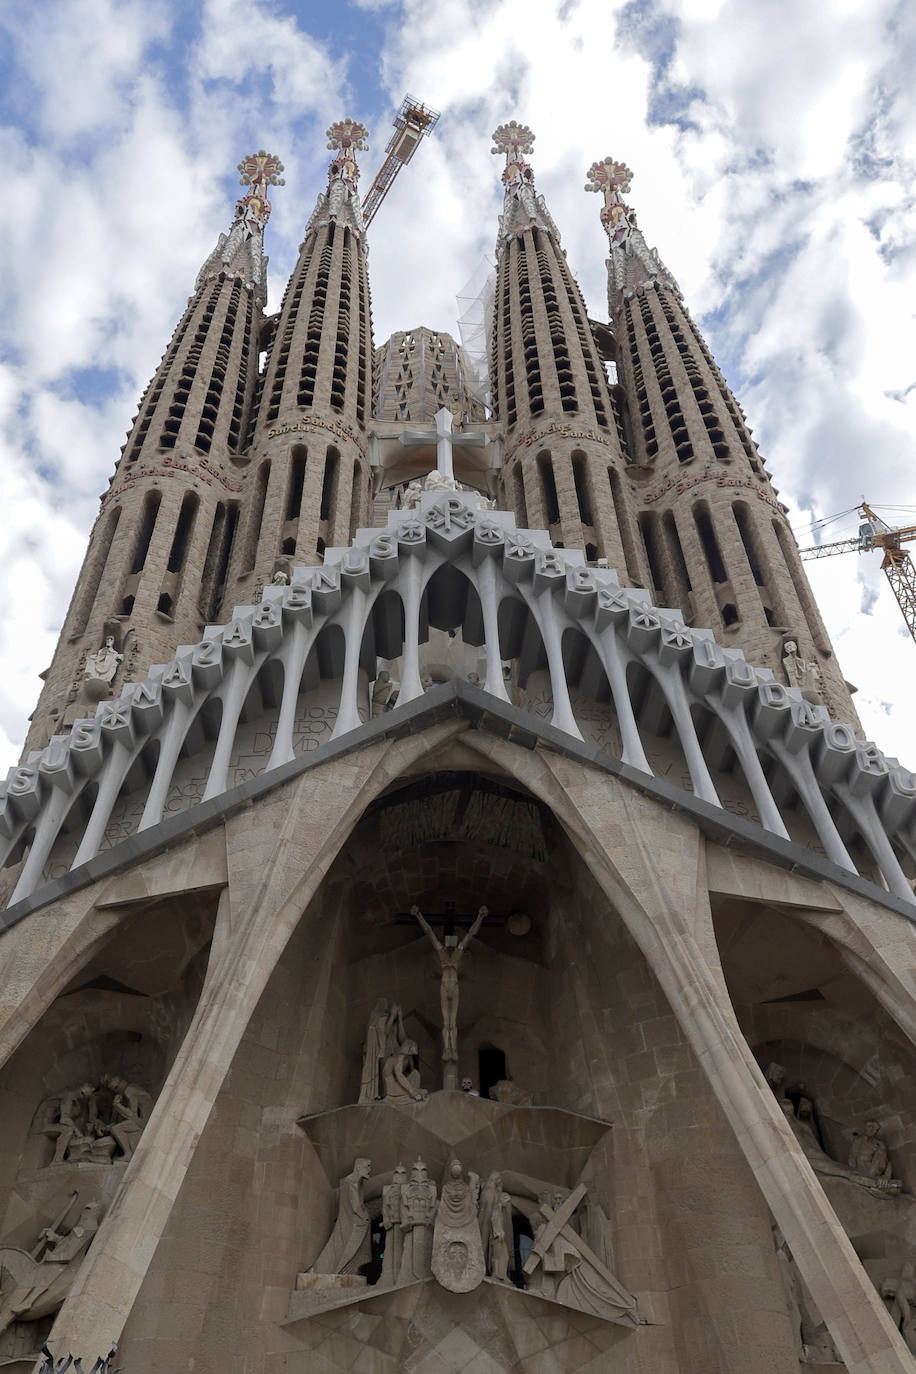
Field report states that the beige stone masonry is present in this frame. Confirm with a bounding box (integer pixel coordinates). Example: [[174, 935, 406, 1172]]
[[457, 732, 916, 1373], [38, 723, 465, 1361]]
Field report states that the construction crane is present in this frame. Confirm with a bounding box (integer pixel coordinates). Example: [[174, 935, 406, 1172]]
[[798, 502, 916, 642], [362, 95, 440, 228]]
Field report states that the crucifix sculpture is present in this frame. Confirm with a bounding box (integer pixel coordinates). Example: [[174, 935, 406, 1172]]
[[411, 903, 487, 1088]]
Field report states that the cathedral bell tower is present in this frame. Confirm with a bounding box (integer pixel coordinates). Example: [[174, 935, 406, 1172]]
[[23, 152, 284, 757], [490, 123, 647, 584], [231, 119, 375, 595], [589, 156, 856, 723]]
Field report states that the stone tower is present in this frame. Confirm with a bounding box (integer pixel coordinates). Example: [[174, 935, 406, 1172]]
[[0, 121, 915, 1374], [587, 156, 855, 724], [231, 118, 375, 596], [491, 123, 646, 583], [23, 152, 285, 758]]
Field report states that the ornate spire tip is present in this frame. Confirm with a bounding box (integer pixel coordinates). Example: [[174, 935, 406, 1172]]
[[326, 119, 369, 156]]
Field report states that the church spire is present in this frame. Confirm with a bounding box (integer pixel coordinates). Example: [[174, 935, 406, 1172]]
[[586, 156, 680, 299], [197, 150, 285, 299], [237, 117, 375, 592], [490, 121, 561, 244], [488, 121, 640, 573], [589, 154, 857, 723], [304, 118, 370, 238]]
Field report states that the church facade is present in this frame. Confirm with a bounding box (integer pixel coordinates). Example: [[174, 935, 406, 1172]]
[[0, 120, 915, 1372]]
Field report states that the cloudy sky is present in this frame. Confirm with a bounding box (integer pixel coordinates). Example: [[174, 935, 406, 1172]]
[[0, 0, 914, 772]]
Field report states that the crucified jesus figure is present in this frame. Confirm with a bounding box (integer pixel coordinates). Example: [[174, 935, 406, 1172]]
[[410, 904, 487, 1062]]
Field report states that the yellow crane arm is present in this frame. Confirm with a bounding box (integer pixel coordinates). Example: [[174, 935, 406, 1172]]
[[797, 502, 916, 644]]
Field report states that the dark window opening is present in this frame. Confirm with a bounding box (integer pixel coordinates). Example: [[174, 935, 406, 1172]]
[[129, 490, 161, 574], [571, 451, 592, 524], [478, 1045, 507, 1101], [733, 502, 765, 585], [663, 511, 692, 593], [243, 461, 270, 571], [722, 602, 739, 626], [320, 448, 339, 522], [167, 492, 199, 574], [157, 593, 174, 617], [360, 1222, 385, 1287], [512, 1209, 534, 1289], [638, 513, 667, 596], [694, 503, 727, 584], [286, 446, 307, 520], [537, 452, 560, 524]]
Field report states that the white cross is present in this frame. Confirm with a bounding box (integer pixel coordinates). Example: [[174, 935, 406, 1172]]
[[399, 406, 488, 480]]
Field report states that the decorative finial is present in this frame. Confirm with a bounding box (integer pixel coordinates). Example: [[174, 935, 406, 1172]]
[[326, 118, 370, 158], [586, 155, 638, 247], [306, 119, 370, 237], [491, 121, 535, 163], [587, 154, 681, 297], [491, 121, 559, 243], [233, 150, 285, 233]]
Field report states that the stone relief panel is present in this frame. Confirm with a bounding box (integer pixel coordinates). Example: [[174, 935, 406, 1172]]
[[0, 1196, 106, 1352], [30, 1075, 153, 1170], [288, 1102, 641, 1332], [761, 1050, 916, 1353]]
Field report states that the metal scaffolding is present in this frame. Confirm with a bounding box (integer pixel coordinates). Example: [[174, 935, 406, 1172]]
[[362, 95, 440, 227]]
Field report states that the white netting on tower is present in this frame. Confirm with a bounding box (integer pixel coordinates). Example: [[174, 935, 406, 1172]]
[[456, 257, 496, 411]]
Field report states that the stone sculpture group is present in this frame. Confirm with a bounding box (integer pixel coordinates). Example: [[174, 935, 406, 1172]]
[[305, 1156, 639, 1323], [765, 1063, 903, 1198], [0, 1197, 105, 1334], [39, 1077, 153, 1166]]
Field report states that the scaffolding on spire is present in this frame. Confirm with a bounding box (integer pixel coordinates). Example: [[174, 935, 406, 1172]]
[[362, 95, 440, 227]]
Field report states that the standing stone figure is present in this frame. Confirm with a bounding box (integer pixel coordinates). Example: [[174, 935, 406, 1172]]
[[848, 1119, 896, 1185], [379, 1164, 407, 1287], [359, 999, 403, 1104], [41, 1085, 94, 1165], [410, 905, 487, 1063], [782, 640, 822, 698], [431, 1158, 484, 1293], [371, 671, 395, 718], [479, 1172, 513, 1282], [310, 1159, 372, 1275], [397, 1158, 437, 1284]]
